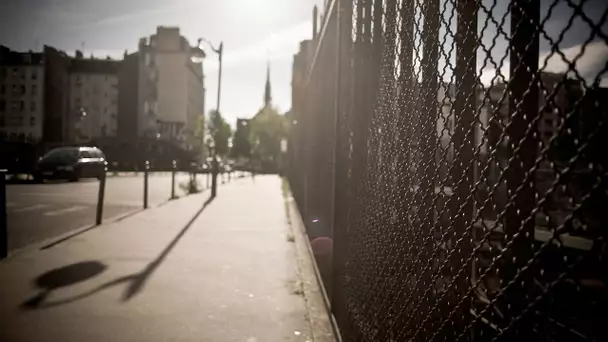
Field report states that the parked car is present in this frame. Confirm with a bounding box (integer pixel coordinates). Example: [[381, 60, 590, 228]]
[[34, 146, 107, 182]]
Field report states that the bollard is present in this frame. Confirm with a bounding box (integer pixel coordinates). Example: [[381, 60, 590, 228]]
[[206, 172, 210, 189], [0, 169, 7, 259], [171, 160, 176, 199], [143, 160, 149, 209], [211, 158, 218, 197], [96, 166, 107, 225]]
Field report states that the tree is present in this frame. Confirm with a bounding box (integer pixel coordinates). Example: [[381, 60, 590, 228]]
[[230, 119, 252, 159], [192, 114, 206, 155], [207, 110, 232, 157], [248, 106, 287, 170]]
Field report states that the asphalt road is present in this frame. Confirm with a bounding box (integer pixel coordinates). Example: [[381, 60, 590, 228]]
[[5, 172, 212, 252]]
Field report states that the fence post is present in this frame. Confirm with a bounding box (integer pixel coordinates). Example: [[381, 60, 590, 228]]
[[0, 169, 7, 259], [171, 160, 176, 199], [144, 160, 149, 209], [96, 165, 107, 225], [503, 0, 540, 337]]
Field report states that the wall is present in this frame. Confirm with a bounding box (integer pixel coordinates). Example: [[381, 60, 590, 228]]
[[0, 65, 45, 142], [118, 52, 140, 140]]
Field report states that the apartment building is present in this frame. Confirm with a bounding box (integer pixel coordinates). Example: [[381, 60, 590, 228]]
[[67, 52, 120, 143], [0, 47, 45, 143], [137, 26, 205, 149]]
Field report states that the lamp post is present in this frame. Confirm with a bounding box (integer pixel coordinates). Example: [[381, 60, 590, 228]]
[[198, 38, 223, 196]]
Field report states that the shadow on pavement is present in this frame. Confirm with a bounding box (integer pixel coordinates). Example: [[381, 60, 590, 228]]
[[40, 209, 145, 251], [21, 195, 215, 310], [21, 261, 108, 309]]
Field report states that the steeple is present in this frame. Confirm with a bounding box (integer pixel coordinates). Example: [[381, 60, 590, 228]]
[[264, 61, 272, 108]]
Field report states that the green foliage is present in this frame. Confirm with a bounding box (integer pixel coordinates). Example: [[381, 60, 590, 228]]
[[207, 110, 232, 157], [192, 114, 206, 154], [248, 106, 287, 170], [230, 119, 252, 159]]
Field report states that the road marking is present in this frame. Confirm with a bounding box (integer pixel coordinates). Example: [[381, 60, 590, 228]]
[[12, 204, 50, 212], [44, 205, 87, 216]]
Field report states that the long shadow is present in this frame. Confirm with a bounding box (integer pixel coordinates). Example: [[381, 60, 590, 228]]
[[21, 195, 215, 310], [40, 209, 145, 250]]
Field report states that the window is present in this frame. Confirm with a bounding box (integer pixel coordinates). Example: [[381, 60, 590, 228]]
[[0, 84, 5, 94], [11, 68, 18, 77], [0, 115, 4, 127], [31, 85, 37, 95], [30, 101, 36, 111], [20, 85, 25, 95], [0, 68, 6, 79], [0, 100, 4, 111], [31, 70, 37, 80], [20, 101, 25, 111], [79, 150, 93, 158], [30, 116, 35, 127]]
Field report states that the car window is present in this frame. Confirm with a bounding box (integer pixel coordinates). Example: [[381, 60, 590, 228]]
[[79, 150, 92, 158], [42, 148, 78, 163]]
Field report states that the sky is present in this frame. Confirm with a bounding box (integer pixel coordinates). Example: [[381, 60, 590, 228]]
[[0, 0, 606, 126], [0, 0, 325, 126]]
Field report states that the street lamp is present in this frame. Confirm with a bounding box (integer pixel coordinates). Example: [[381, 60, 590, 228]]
[[197, 38, 223, 197], [197, 38, 223, 115]]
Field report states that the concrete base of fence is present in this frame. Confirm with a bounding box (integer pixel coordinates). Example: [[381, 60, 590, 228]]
[[284, 185, 340, 342]]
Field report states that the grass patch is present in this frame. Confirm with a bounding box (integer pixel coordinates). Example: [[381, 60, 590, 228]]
[[179, 175, 202, 194], [287, 233, 295, 243], [289, 279, 305, 296]]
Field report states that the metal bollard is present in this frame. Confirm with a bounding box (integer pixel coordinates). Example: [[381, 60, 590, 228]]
[[1, 169, 7, 259], [96, 166, 107, 225], [144, 160, 149, 209], [171, 160, 176, 199], [206, 172, 210, 189]]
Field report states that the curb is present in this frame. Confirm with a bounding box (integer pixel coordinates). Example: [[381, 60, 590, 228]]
[[1, 177, 236, 263], [285, 189, 342, 342], [0, 208, 143, 263]]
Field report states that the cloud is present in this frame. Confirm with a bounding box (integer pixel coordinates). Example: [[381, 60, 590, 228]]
[[478, 40, 608, 87], [204, 21, 311, 71]]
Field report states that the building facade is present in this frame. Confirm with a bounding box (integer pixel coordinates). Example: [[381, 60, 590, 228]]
[[67, 53, 120, 143], [0, 46, 45, 143], [137, 26, 205, 149]]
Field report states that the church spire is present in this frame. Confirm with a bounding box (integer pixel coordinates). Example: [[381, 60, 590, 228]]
[[264, 61, 272, 107]]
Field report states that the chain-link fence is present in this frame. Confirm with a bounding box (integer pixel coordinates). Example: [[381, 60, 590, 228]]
[[287, 0, 608, 340]]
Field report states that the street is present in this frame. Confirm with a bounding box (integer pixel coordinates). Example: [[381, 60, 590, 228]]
[[6, 172, 211, 252]]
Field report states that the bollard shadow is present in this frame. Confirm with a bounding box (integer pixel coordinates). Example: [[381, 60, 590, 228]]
[[40, 209, 145, 251], [21, 195, 215, 310]]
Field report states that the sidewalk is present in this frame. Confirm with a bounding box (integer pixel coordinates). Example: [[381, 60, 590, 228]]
[[0, 176, 335, 342]]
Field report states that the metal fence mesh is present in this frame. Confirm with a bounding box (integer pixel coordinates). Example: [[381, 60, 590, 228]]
[[287, 0, 608, 340]]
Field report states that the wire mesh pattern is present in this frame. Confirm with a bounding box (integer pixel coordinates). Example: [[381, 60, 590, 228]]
[[287, 0, 608, 340]]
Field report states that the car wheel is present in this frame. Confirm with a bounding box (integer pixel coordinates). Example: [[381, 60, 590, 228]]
[[68, 170, 80, 182], [33, 174, 44, 183]]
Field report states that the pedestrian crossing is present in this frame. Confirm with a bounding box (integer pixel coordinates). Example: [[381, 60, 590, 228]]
[[7, 202, 88, 217], [44, 205, 87, 216]]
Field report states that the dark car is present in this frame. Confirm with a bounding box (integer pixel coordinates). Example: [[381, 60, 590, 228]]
[[34, 146, 107, 182]]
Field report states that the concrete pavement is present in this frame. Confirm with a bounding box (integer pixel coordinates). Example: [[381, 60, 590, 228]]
[[0, 175, 335, 342], [6, 172, 207, 252]]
